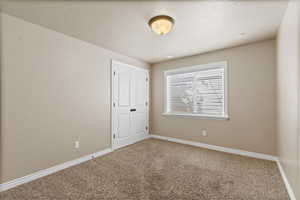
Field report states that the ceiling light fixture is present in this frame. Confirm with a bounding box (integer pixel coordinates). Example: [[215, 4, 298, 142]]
[[148, 15, 175, 36]]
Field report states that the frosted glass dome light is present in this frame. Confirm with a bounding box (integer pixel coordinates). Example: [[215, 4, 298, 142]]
[[148, 15, 175, 36]]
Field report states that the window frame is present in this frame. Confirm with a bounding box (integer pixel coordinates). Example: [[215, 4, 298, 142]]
[[163, 61, 229, 120]]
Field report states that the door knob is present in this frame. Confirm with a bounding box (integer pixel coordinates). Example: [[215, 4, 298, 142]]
[[130, 108, 136, 112]]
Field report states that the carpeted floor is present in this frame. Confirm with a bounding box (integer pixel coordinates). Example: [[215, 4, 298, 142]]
[[1, 138, 289, 200]]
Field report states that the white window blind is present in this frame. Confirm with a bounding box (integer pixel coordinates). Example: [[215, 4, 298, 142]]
[[164, 61, 228, 119]]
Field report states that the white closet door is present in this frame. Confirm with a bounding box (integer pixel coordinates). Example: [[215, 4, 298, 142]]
[[132, 70, 149, 136], [112, 61, 149, 149]]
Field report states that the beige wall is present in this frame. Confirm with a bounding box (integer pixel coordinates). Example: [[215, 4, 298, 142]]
[[151, 40, 277, 155], [0, 13, 149, 183], [1, 4, 299, 198], [276, 0, 300, 198]]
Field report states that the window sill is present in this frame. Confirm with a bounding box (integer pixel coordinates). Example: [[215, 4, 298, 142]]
[[162, 112, 229, 120]]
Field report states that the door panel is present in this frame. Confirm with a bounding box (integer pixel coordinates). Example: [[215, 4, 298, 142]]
[[112, 61, 149, 149], [132, 70, 148, 136], [135, 71, 147, 106], [132, 112, 146, 135], [118, 114, 130, 138], [118, 71, 131, 106]]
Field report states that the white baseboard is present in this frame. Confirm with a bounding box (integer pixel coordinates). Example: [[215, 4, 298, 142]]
[[0, 134, 150, 193], [150, 134, 297, 200], [1, 135, 296, 200], [150, 134, 277, 161], [276, 159, 297, 200], [112, 133, 150, 150], [0, 148, 112, 192]]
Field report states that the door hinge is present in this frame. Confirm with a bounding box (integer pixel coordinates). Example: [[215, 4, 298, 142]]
[[145, 102, 148, 106], [113, 134, 116, 139], [146, 77, 148, 82], [113, 102, 116, 107], [145, 126, 148, 131], [113, 71, 116, 76]]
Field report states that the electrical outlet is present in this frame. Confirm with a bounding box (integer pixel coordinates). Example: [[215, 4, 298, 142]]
[[202, 130, 207, 137], [75, 141, 80, 149]]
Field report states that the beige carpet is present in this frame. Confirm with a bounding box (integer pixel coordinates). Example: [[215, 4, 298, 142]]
[[1, 138, 289, 200]]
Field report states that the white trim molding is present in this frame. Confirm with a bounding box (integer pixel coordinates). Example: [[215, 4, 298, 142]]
[[276, 159, 297, 200], [1, 135, 296, 200], [111, 59, 150, 150], [150, 134, 297, 200], [0, 133, 149, 193], [162, 112, 229, 120], [163, 61, 229, 120], [113, 134, 151, 150], [151, 134, 277, 161], [0, 148, 112, 192]]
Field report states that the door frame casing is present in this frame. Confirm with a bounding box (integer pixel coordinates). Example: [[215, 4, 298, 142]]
[[111, 60, 150, 150]]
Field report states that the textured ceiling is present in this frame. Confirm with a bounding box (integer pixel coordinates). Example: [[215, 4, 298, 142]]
[[0, 0, 288, 63]]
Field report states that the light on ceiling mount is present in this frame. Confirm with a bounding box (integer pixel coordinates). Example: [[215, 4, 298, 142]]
[[148, 15, 175, 36]]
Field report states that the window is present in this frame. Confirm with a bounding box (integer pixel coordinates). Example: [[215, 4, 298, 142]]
[[163, 61, 228, 119]]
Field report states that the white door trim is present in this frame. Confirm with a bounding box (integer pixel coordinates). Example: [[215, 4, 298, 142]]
[[111, 60, 149, 150]]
